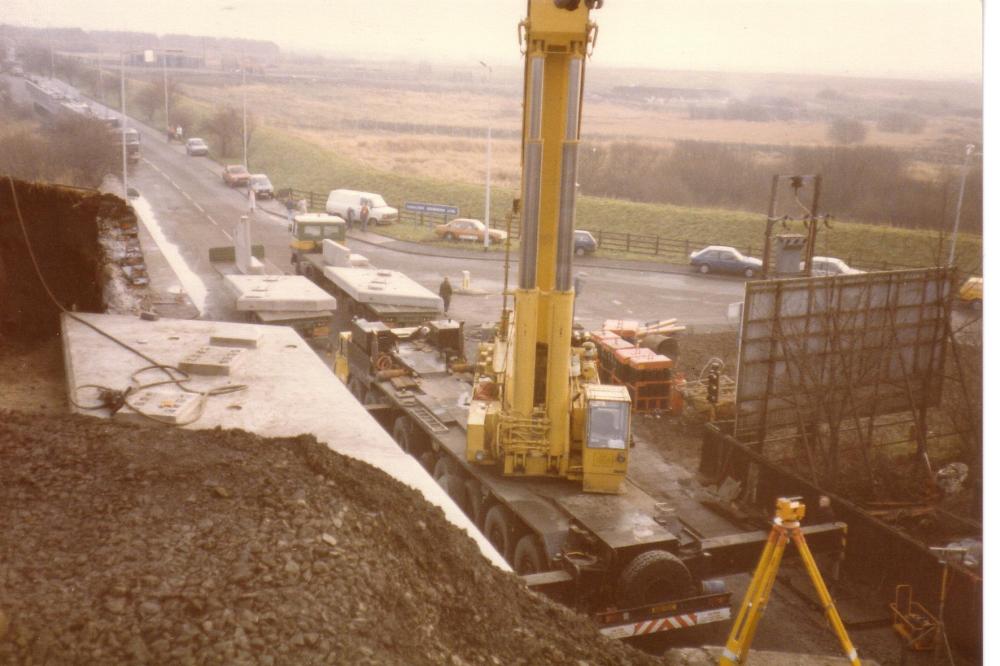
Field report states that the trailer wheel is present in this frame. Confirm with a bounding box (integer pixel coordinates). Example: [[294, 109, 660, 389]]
[[483, 505, 515, 560], [616, 550, 694, 609], [419, 450, 437, 473], [513, 534, 546, 574], [347, 377, 367, 403], [392, 417, 413, 453], [465, 479, 485, 526]]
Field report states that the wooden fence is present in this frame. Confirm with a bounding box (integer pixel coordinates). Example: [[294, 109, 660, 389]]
[[276, 186, 925, 271]]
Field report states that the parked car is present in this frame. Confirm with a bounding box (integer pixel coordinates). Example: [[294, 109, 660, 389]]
[[574, 230, 597, 256], [958, 276, 983, 310], [185, 138, 209, 156], [434, 218, 507, 243], [249, 174, 274, 199], [222, 165, 251, 187], [325, 189, 398, 226], [689, 245, 762, 278], [801, 256, 865, 277]]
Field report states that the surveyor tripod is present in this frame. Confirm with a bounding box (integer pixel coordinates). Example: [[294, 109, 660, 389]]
[[720, 497, 860, 666]]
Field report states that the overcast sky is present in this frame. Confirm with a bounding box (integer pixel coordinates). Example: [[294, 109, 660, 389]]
[[3, 0, 983, 79]]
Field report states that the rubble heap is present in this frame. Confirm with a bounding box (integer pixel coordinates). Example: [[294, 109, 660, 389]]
[[0, 410, 661, 665]]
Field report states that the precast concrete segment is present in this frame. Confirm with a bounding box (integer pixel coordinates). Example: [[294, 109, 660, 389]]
[[224, 275, 337, 313], [324, 266, 444, 310], [61, 312, 509, 571]]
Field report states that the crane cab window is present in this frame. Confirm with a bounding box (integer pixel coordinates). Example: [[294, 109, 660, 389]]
[[586, 400, 629, 450]]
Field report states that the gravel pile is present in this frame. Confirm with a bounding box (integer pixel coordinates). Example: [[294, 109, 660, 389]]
[[0, 410, 662, 665]]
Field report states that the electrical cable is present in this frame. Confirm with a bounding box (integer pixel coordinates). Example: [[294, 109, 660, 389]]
[[6, 175, 246, 425]]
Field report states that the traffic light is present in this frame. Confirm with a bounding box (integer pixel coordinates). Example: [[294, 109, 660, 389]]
[[707, 365, 720, 405]]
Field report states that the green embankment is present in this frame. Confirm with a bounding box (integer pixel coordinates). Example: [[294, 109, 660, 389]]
[[246, 128, 981, 275], [74, 71, 981, 274]]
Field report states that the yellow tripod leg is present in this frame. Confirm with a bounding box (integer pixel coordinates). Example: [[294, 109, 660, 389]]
[[720, 525, 788, 665], [791, 530, 862, 666]]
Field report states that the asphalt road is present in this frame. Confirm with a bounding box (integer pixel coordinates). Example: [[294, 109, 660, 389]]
[[7, 74, 979, 340]]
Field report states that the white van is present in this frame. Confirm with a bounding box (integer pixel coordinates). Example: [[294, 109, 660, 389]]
[[324, 189, 398, 226]]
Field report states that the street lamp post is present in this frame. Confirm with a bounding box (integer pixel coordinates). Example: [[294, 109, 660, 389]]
[[162, 51, 170, 135], [120, 51, 128, 198], [242, 56, 248, 170], [947, 144, 978, 268], [479, 61, 493, 250]]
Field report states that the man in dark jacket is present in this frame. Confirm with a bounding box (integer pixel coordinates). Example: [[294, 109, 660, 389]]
[[439, 277, 453, 314]]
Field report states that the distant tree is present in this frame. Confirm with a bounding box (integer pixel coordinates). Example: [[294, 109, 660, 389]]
[[876, 111, 927, 134], [134, 79, 180, 123], [201, 106, 256, 160], [816, 88, 840, 101], [0, 115, 117, 188], [49, 116, 120, 187], [827, 117, 868, 145]]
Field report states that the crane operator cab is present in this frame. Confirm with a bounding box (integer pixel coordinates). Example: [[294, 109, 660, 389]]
[[581, 384, 631, 493]]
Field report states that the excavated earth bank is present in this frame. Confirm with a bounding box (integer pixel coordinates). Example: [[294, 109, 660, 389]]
[[0, 410, 663, 665]]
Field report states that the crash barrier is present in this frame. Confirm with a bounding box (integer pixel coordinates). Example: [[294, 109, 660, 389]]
[[700, 422, 982, 658]]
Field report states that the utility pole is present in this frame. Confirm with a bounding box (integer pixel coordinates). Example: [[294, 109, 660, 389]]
[[162, 50, 170, 134], [479, 61, 493, 250], [947, 144, 977, 267], [242, 53, 248, 170], [120, 51, 128, 198]]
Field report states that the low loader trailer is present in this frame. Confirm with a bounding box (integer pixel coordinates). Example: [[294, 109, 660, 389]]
[[336, 319, 847, 639], [288, 214, 443, 329]]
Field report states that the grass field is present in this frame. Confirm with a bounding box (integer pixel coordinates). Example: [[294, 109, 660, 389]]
[[246, 126, 982, 275], [102, 73, 979, 276]]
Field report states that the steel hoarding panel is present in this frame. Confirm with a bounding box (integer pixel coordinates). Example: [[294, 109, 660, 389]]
[[734, 268, 952, 437]]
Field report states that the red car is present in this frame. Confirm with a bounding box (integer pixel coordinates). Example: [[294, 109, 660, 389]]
[[222, 165, 251, 187]]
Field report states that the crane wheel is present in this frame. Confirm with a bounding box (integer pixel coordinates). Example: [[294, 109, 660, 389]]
[[392, 417, 413, 453], [433, 456, 456, 480], [513, 534, 546, 575], [419, 451, 437, 473], [483, 505, 515, 560], [616, 550, 694, 609], [438, 472, 469, 513], [347, 377, 367, 403], [465, 479, 485, 527]]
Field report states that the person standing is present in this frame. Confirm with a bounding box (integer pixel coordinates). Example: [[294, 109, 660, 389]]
[[439, 276, 453, 314], [360, 200, 370, 233]]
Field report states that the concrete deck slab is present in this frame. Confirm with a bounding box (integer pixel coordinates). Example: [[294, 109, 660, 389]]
[[61, 312, 508, 571], [224, 275, 337, 312], [324, 266, 444, 309]]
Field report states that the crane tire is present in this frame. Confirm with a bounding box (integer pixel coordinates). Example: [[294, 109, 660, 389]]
[[616, 549, 694, 609], [513, 534, 546, 575], [437, 472, 469, 513], [419, 451, 437, 473], [483, 505, 515, 561], [465, 479, 485, 526], [433, 456, 456, 480], [392, 417, 413, 453], [347, 377, 367, 403]]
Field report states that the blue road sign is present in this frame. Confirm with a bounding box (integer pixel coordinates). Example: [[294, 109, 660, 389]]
[[405, 202, 459, 216]]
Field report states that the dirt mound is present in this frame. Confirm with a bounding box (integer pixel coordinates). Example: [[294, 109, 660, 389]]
[[0, 410, 661, 665]]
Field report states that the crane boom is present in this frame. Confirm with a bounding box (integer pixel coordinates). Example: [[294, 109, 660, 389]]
[[467, 0, 630, 493]]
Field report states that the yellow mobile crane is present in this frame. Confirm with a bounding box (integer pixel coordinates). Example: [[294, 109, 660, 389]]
[[336, 0, 847, 640], [467, 0, 632, 494]]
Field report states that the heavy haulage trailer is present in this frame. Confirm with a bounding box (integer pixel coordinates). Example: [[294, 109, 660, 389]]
[[338, 318, 846, 638], [335, 0, 847, 639]]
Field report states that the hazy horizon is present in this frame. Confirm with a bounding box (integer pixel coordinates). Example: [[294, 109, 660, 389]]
[[1, 1, 983, 81]]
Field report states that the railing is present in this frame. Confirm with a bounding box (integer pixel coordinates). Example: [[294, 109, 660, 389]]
[[275, 186, 942, 273]]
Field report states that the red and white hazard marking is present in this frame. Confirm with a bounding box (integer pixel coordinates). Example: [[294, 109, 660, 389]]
[[599, 608, 731, 640]]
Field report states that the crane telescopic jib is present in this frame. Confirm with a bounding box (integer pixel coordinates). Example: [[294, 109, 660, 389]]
[[466, 0, 631, 494]]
